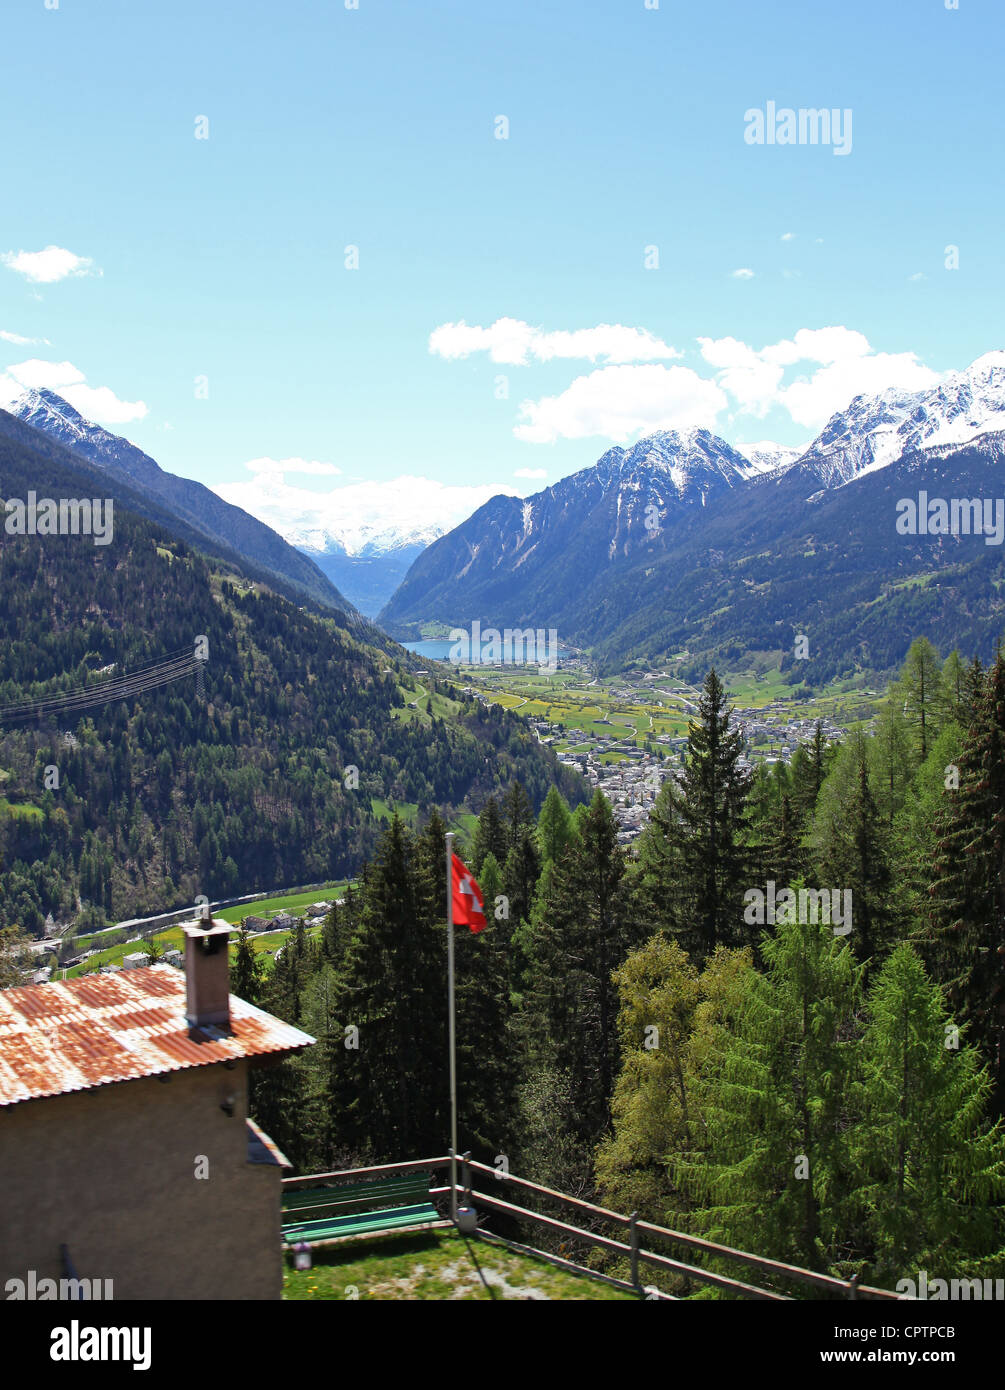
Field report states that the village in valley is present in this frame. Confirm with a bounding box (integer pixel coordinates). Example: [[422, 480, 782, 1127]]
[[456, 657, 861, 845]]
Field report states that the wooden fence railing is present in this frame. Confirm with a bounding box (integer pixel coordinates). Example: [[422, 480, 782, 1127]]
[[282, 1154, 902, 1302]]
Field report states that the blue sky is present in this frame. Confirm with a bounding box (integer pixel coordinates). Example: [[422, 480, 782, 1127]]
[[1, 0, 1002, 543]]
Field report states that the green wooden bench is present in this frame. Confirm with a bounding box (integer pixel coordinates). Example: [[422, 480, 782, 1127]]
[[281, 1172, 444, 1247]]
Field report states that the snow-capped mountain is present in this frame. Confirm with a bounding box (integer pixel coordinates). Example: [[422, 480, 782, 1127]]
[[379, 426, 759, 632], [3, 388, 353, 615], [596, 428, 753, 498], [379, 347, 1005, 657], [287, 519, 447, 559], [796, 350, 1005, 487], [12, 387, 135, 460], [735, 440, 807, 476]]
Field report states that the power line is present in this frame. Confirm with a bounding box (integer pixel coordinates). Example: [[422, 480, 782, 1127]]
[[0, 648, 202, 726]]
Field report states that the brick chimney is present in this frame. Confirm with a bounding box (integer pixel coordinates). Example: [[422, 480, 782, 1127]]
[[182, 918, 233, 1030]]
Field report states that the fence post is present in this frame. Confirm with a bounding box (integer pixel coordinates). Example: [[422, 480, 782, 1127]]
[[847, 1271, 860, 1300], [461, 1151, 472, 1206], [629, 1211, 640, 1291]]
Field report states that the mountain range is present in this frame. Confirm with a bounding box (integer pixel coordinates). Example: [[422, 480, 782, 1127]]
[[0, 413, 582, 933], [3, 389, 355, 618], [379, 351, 1005, 681]]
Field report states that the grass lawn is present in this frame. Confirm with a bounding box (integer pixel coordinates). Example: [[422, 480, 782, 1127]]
[[63, 885, 349, 977], [282, 1228, 634, 1301], [0, 799, 44, 821], [64, 927, 187, 977], [370, 798, 419, 825], [216, 884, 347, 924]]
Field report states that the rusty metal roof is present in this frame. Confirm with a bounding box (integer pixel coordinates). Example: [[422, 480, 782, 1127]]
[[0, 966, 315, 1107]]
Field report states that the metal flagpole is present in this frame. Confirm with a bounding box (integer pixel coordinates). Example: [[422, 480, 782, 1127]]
[[445, 830, 458, 1222]]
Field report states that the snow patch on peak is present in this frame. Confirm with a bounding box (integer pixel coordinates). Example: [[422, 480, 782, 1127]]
[[734, 440, 807, 477]]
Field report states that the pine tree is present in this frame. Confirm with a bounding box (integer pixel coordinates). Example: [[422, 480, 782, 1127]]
[[812, 733, 895, 968], [637, 668, 752, 960], [331, 814, 447, 1160], [869, 700, 914, 826], [478, 851, 503, 925], [232, 925, 265, 1006], [894, 723, 963, 928], [524, 790, 635, 1144], [537, 785, 574, 865], [472, 796, 508, 874], [501, 781, 535, 856], [790, 721, 833, 823], [939, 649, 967, 727], [850, 945, 1005, 1284], [897, 637, 944, 764], [925, 653, 1005, 1095], [454, 907, 515, 1159], [502, 827, 541, 933], [675, 915, 863, 1277], [595, 939, 753, 1242], [761, 793, 807, 890], [298, 962, 346, 1170]]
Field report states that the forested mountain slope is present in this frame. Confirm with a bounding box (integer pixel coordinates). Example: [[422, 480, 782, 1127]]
[[0, 436, 583, 934], [1, 395, 352, 615], [381, 427, 1005, 682]]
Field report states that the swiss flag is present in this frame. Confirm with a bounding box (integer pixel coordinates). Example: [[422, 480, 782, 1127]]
[[451, 853, 487, 933]]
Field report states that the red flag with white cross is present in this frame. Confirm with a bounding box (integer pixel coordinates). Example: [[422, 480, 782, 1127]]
[[451, 853, 487, 933]]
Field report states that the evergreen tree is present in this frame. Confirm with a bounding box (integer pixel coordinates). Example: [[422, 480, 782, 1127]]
[[897, 637, 944, 764], [637, 668, 752, 960], [477, 851, 503, 925], [330, 814, 447, 1161], [893, 723, 963, 927], [472, 796, 508, 874], [454, 908, 515, 1159], [537, 785, 574, 865], [298, 962, 347, 1171], [790, 721, 834, 823], [524, 791, 635, 1144], [812, 733, 895, 968], [925, 653, 1005, 1095], [869, 699, 914, 826], [595, 939, 753, 1243], [232, 925, 265, 1006], [502, 781, 535, 856], [502, 827, 541, 933], [850, 945, 1005, 1284], [939, 649, 967, 728], [760, 793, 807, 890], [675, 916, 863, 1277]]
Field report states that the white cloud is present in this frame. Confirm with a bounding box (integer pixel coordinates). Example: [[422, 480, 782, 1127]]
[[244, 456, 341, 477], [909, 272, 926, 282], [781, 232, 796, 241], [1, 246, 98, 284], [514, 364, 727, 444], [731, 268, 755, 279], [698, 328, 943, 430], [0, 329, 49, 346], [214, 471, 516, 554], [0, 358, 147, 423], [429, 317, 680, 365], [514, 468, 547, 479]]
